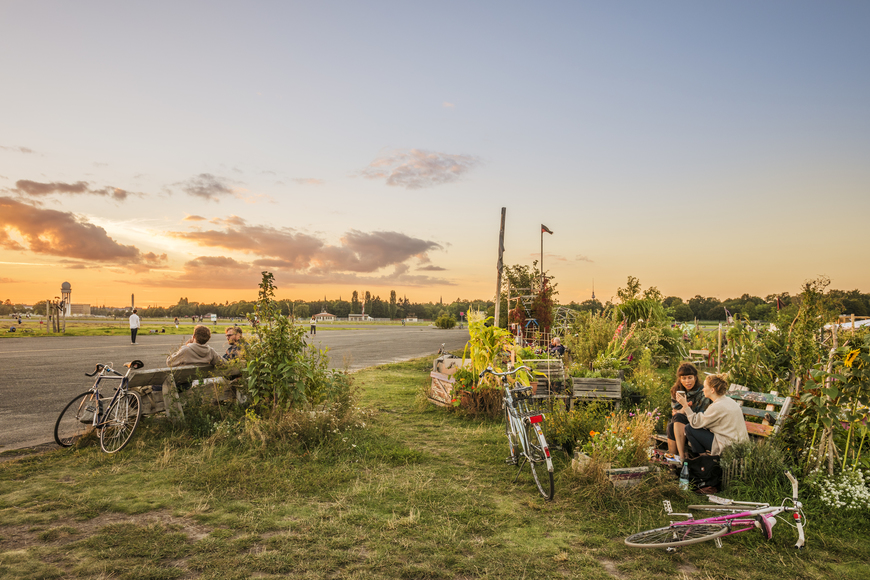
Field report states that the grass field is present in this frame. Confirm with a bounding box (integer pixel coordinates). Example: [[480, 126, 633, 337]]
[[1, 357, 868, 579], [0, 317, 432, 338]]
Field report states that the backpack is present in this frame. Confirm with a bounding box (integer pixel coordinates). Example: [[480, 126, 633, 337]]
[[687, 454, 722, 491]]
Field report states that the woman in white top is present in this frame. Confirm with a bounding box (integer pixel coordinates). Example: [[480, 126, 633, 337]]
[[675, 374, 749, 456]]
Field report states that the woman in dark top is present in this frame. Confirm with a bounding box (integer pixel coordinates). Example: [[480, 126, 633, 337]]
[[666, 362, 710, 462]]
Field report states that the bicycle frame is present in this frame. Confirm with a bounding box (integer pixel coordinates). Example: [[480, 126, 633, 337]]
[[86, 365, 129, 429], [481, 366, 554, 500], [631, 471, 806, 549]]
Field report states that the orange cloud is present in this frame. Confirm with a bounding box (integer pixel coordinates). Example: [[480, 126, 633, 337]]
[[0, 197, 155, 268]]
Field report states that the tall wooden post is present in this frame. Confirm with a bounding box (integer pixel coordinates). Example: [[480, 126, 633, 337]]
[[717, 322, 722, 372], [493, 207, 506, 328]]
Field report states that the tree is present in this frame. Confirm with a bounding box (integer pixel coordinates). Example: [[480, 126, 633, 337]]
[[616, 276, 642, 302], [663, 296, 684, 308], [671, 303, 694, 322], [389, 290, 397, 319], [351, 291, 360, 314]]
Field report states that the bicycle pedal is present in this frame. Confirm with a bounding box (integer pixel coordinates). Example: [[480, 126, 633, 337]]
[[504, 457, 518, 465]]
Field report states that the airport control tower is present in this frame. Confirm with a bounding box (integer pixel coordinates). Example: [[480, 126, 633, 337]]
[[61, 281, 72, 316]]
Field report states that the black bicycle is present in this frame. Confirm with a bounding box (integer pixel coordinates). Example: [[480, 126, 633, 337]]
[[54, 360, 145, 453]]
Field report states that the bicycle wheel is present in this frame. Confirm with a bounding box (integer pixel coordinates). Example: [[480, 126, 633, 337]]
[[525, 422, 554, 501], [625, 523, 728, 548], [55, 392, 98, 447], [99, 391, 141, 453], [504, 406, 519, 465]]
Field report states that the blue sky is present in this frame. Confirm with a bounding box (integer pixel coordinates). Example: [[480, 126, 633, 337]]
[[1, 1, 868, 307]]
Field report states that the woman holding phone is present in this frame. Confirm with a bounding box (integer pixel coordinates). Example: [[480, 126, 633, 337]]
[[675, 374, 749, 455], [666, 362, 709, 463]]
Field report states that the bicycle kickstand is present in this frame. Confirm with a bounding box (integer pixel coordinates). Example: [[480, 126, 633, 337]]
[[512, 457, 528, 484]]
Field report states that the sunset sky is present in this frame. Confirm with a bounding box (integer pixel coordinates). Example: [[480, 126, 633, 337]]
[[1, 2, 868, 308]]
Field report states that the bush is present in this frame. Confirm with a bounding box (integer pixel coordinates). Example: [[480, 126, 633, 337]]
[[810, 470, 870, 511], [435, 314, 457, 329], [225, 271, 358, 450], [243, 272, 353, 412], [720, 438, 793, 497]]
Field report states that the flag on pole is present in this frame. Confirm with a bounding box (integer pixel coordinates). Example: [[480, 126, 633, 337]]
[[541, 224, 553, 234]]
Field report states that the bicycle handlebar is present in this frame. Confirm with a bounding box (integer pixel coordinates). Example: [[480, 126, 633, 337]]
[[478, 366, 532, 379], [85, 364, 122, 377], [785, 471, 798, 500]]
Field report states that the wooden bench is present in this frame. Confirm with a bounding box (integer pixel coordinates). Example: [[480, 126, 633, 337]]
[[652, 383, 792, 447], [726, 383, 792, 438], [572, 377, 623, 407], [126, 365, 238, 422], [531, 358, 567, 396]]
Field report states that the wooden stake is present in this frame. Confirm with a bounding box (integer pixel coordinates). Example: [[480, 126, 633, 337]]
[[493, 207, 506, 329]]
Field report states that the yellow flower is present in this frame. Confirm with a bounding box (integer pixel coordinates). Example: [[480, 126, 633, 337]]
[[844, 349, 861, 368]]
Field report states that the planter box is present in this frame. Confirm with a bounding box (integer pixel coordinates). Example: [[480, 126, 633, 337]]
[[571, 452, 651, 488], [605, 466, 651, 488], [428, 371, 455, 407]]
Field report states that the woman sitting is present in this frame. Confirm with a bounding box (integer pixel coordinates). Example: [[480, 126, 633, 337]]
[[675, 374, 749, 456], [666, 363, 709, 463]]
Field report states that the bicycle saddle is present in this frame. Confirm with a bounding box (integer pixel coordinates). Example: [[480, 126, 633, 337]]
[[126, 360, 145, 370]]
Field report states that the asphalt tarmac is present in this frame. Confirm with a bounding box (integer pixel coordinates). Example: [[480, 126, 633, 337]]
[[0, 326, 469, 451]]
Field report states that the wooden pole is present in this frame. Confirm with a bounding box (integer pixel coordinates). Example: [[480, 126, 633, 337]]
[[493, 207, 506, 328], [717, 322, 722, 372]]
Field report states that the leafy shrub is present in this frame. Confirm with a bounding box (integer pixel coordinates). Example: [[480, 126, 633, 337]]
[[580, 408, 661, 469], [544, 401, 609, 451], [564, 312, 617, 371], [435, 314, 457, 329], [720, 438, 792, 497], [243, 272, 353, 412]]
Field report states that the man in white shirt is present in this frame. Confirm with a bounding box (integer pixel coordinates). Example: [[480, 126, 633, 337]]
[[129, 309, 140, 344]]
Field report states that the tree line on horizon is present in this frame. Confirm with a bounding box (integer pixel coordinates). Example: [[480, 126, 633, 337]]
[[2, 284, 868, 322]]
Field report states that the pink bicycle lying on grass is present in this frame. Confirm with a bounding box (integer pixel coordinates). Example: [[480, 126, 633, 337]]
[[625, 471, 806, 550]]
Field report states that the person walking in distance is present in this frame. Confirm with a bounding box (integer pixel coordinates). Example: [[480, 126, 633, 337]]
[[129, 309, 140, 345], [310, 316, 317, 335]]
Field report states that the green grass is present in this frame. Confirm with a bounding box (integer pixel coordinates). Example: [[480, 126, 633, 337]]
[[0, 318, 432, 338], [1, 357, 869, 579]]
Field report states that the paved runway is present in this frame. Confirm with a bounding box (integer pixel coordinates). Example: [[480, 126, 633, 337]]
[[0, 326, 469, 451]]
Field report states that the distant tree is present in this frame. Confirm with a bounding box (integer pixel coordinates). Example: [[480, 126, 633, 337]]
[[671, 303, 694, 322], [662, 296, 684, 308], [616, 276, 642, 302], [389, 290, 397, 319], [351, 291, 360, 314]]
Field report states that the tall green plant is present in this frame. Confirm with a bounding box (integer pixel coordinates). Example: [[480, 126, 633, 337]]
[[462, 310, 528, 387], [801, 334, 870, 473], [243, 272, 350, 412]]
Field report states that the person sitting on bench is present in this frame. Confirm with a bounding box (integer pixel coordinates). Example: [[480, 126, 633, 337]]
[[666, 362, 709, 463], [675, 374, 749, 456], [223, 326, 244, 360], [167, 325, 223, 367]]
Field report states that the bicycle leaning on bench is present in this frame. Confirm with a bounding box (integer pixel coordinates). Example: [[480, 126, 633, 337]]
[[54, 360, 145, 454], [481, 366, 555, 500], [624, 471, 806, 549]]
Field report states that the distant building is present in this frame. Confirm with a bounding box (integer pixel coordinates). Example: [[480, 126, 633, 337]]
[[70, 304, 91, 316], [348, 313, 372, 322], [314, 311, 336, 322]]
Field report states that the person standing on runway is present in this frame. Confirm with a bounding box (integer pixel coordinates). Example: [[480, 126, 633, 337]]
[[129, 309, 140, 344]]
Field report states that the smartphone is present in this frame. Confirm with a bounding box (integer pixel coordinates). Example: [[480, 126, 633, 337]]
[[677, 390, 686, 397]]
